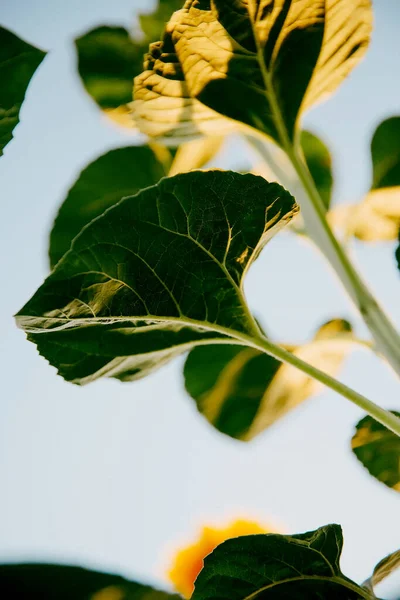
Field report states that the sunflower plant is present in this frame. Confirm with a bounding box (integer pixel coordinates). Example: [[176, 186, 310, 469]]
[[2, 0, 400, 598]]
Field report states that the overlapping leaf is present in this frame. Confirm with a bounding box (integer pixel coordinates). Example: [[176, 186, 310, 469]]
[[75, 1, 183, 125], [184, 319, 358, 440], [48, 138, 225, 269], [363, 548, 400, 596], [16, 171, 297, 385], [330, 117, 400, 243], [351, 412, 400, 493], [0, 563, 180, 599], [49, 145, 169, 268], [133, 0, 372, 145], [191, 524, 372, 599], [0, 26, 46, 155]]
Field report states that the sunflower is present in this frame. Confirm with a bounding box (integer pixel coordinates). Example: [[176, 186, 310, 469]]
[[168, 519, 277, 598]]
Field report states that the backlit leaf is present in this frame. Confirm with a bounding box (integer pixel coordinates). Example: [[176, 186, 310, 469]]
[[16, 171, 297, 385], [191, 524, 371, 599], [363, 548, 400, 595], [0, 563, 180, 599], [49, 145, 169, 268], [351, 412, 400, 493], [184, 319, 357, 440], [0, 26, 46, 155], [133, 0, 372, 145], [75, 2, 184, 127], [329, 117, 400, 242]]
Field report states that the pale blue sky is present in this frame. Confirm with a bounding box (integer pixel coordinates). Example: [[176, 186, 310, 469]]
[[0, 0, 400, 597]]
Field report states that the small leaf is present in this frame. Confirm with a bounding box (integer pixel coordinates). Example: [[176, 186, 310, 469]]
[[184, 319, 357, 440], [133, 1, 372, 145], [0, 563, 180, 599], [351, 412, 400, 492], [329, 117, 400, 242], [191, 524, 370, 599], [16, 171, 297, 385], [75, 26, 141, 126], [48, 145, 169, 268], [75, 2, 187, 128], [363, 548, 400, 594], [0, 26, 46, 155]]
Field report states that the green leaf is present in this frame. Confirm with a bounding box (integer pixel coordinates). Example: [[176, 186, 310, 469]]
[[191, 524, 371, 599], [184, 319, 357, 440], [0, 563, 180, 599], [371, 117, 400, 190], [49, 145, 169, 268], [300, 130, 333, 211], [16, 171, 297, 385], [363, 548, 400, 595], [351, 412, 400, 493], [75, 2, 185, 127], [0, 26, 46, 156], [75, 26, 141, 127], [329, 117, 400, 242], [133, 0, 372, 145], [139, 0, 184, 41]]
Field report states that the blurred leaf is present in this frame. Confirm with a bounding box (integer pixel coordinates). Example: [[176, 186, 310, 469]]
[[75, 2, 184, 126], [300, 130, 333, 210], [191, 524, 371, 599], [0, 563, 180, 599], [16, 171, 297, 385], [329, 117, 400, 242], [168, 136, 224, 176], [184, 319, 358, 441], [363, 549, 400, 595], [133, 1, 372, 145], [371, 117, 400, 190], [0, 26, 46, 156], [352, 412, 400, 492], [139, 0, 184, 41], [49, 145, 170, 268]]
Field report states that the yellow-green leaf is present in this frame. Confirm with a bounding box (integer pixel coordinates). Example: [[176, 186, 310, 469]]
[[133, 0, 372, 145], [184, 319, 358, 440], [352, 412, 400, 493], [329, 117, 400, 243]]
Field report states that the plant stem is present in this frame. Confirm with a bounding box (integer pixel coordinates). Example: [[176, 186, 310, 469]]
[[232, 329, 400, 437], [287, 141, 400, 376]]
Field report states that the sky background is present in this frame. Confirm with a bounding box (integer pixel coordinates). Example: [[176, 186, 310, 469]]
[[0, 0, 400, 597]]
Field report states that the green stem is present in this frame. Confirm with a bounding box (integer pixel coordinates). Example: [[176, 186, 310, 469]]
[[288, 142, 400, 376], [247, 15, 400, 377], [231, 329, 400, 437]]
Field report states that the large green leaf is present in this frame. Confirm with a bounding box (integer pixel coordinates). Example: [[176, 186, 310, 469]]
[[363, 548, 400, 596], [75, 2, 184, 126], [0, 563, 180, 599], [351, 412, 400, 493], [16, 171, 297, 385], [191, 524, 372, 599], [0, 26, 46, 155], [49, 145, 169, 268], [184, 319, 357, 440], [133, 0, 372, 145]]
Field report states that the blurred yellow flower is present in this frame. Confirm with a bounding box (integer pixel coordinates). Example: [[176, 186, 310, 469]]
[[168, 519, 275, 598]]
